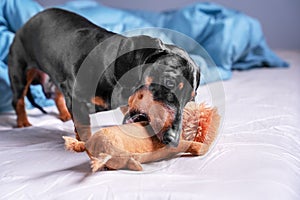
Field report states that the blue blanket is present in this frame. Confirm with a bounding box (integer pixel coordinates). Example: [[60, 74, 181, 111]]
[[0, 0, 288, 112]]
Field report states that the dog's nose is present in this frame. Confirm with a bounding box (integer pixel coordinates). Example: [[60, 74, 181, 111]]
[[162, 129, 179, 147]]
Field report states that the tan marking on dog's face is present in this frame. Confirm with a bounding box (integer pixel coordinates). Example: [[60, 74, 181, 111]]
[[127, 89, 175, 139], [145, 76, 153, 87], [91, 96, 108, 108], [178, 82, 184, 90]]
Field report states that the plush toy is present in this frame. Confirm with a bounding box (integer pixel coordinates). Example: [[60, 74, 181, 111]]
[[63, 102, 220, 172]]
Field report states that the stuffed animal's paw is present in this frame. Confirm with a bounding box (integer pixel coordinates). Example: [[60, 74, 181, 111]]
[[187, 142, 209, 156]]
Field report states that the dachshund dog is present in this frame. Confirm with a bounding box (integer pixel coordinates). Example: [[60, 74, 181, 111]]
[[8, 8, 200, 146]]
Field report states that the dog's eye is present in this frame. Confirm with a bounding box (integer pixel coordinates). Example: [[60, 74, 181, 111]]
[[165, 79, 176, 89]]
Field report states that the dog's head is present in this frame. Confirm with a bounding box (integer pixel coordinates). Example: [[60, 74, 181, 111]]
[[124, 49, 200, 146]]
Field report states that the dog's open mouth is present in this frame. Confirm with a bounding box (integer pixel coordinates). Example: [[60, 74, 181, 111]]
[[123, 110, 150, 124]]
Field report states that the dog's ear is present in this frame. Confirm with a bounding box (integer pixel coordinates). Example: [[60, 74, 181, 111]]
[[113, 36, 165, 81], [164, 44, 201, 93], [143, 50, 168, 64], [116, 35, 166, 63], [193, 66, 201, 97]]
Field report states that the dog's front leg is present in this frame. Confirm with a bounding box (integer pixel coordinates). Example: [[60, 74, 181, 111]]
[[72, 98, 92, 142], [54, 89, 71, 122]]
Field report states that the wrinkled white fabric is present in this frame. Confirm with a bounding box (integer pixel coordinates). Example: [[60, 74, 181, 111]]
[[0, 51, 299, 200]]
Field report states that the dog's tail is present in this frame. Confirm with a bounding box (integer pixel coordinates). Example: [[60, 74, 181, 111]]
[[26, 86, 47, 114]]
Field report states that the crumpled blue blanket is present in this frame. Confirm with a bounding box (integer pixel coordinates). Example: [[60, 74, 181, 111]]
[[0, 0, 288, 112]]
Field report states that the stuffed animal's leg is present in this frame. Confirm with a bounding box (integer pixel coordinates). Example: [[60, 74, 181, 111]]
[[90, 153, 112, 172], [91, 155, 143, 172], [133, 140, 207, 163], [103, 147, 143, 171], [126, 158, 143, 171]]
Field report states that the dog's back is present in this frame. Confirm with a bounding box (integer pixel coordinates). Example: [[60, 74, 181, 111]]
[[11, 8, 114, 81]]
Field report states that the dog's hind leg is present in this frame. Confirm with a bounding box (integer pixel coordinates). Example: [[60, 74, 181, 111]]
[[9, 65, 35, 127], [71, 98, 92, 142], [8, 37, 33, 127]]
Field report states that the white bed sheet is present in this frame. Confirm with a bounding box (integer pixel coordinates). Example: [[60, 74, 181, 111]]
[[0, 50, 299, 200]]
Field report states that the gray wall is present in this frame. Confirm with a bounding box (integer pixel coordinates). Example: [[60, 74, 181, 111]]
[[37, 0, 300, 49]]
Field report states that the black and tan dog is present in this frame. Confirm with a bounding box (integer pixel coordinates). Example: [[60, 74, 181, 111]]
[[8, 8, 200, 146]]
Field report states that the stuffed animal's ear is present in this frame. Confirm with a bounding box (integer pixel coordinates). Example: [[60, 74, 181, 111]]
[[182, 102, 220, 145]]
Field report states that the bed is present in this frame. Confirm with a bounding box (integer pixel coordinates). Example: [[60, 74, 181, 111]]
[[0, 50, 299, 199]]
